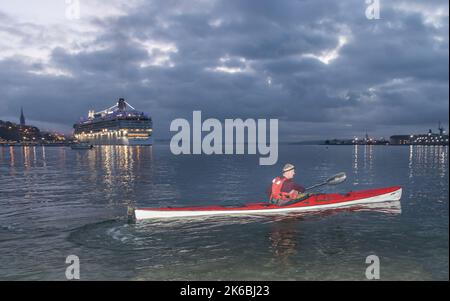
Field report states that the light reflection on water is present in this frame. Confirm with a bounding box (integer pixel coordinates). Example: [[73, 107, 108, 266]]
[[351, 145, 375, 186], [0, 145, 448, 280]]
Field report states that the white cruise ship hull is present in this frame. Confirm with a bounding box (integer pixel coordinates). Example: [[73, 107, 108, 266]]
[[78, 135, 152, 146]]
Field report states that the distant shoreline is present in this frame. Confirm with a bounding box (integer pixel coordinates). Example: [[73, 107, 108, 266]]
[[1, 141, 448, 147], [0, 143, 69, 147]]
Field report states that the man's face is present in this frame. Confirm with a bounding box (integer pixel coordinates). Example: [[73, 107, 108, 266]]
[[284, 169, 295, 179]]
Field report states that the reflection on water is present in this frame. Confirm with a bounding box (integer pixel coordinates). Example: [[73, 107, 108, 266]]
[[268, 200, 402, 264], [57, 147, 66, 168], [408, 145, 448, 179], [353, 145, 358, 184], [352, 145, 375, 185], [409, 145, 414, 179], [364, 145, 374, 185], [93, 147, 139, 204], [364, 145, 374, 171], [0, 145, 154, 214], [269, 218, 299, 265], [92, 146, 153, 208], [22, 147, 30, 170], [9, 146, 15, 169], [42, 146, 46, 167], [102, 146, 114, 193]]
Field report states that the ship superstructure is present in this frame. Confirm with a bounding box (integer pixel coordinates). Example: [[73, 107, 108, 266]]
[[74, 98, 152, 145]]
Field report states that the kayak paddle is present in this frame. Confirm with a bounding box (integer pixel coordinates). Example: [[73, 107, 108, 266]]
[[305, 172, 347, 191]]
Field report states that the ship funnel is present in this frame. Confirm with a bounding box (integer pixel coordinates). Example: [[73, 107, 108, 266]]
[[118, 98, 127, 111]]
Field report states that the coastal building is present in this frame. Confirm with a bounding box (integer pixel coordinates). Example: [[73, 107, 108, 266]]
[[325, 124, 449, 146], [0, 120, 41, 143], [0, 120, 68, 145], [325, 133, 389, 145], [389, 135, 411, 145]]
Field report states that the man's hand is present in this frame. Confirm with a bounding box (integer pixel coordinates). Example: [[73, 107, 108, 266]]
[[289, 190, 299, 199]]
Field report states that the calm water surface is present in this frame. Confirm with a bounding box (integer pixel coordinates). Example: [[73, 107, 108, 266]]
[[0, 144, 448, 280]]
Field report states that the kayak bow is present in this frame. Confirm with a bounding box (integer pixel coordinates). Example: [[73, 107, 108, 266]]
[[134, 186, 402, 220]]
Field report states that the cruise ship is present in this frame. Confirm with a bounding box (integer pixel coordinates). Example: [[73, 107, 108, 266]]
[[73, 98, 153, 145]]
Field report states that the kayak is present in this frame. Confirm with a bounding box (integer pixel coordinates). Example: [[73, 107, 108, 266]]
[[134, 186, 402, 220]]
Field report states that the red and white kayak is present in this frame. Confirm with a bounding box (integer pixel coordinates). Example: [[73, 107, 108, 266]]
[[134, 186, 402, 220]]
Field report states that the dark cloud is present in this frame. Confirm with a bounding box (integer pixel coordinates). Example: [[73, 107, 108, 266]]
[[0, 0, 448, 139]]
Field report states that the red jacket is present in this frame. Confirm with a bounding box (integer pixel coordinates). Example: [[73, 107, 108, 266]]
[[266, 177, 305, 200]]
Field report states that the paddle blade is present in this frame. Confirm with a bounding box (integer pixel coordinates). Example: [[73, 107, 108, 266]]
[[327, 172, 347, 185]]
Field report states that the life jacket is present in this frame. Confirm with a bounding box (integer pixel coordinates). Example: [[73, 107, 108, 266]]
[[270, 176, 299, 201]]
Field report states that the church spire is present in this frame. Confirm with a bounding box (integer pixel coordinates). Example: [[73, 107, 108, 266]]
[[20, 107, 26, 126]]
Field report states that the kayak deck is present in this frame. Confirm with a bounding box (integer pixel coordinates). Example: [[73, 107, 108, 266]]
[[135, 186, 402, 220]]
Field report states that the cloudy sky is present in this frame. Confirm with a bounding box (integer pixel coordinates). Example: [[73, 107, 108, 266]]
[[0, 0, 448, 140]]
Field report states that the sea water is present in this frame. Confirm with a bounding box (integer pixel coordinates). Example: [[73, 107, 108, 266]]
[[0, 144, 448, 280]]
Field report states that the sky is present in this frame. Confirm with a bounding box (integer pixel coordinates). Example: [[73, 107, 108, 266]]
[[0, 0, 448, 141]]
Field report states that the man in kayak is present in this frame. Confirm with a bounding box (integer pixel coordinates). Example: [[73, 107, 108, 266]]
[[267, 164, 307, 206]]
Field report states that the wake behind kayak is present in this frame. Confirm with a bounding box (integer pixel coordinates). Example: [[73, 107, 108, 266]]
[[133, 186, 402, 220]]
